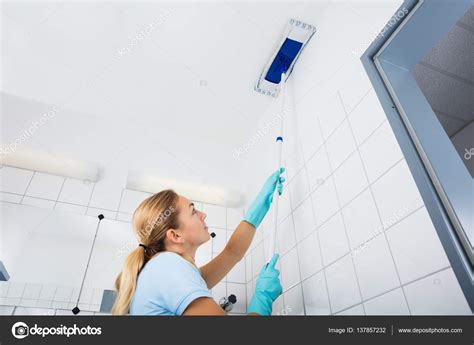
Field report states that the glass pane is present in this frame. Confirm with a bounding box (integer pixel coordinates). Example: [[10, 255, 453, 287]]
[[411, 5, 474, 178]]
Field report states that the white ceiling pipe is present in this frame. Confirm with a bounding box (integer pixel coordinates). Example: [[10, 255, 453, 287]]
[[0, 149, 100, 182], [126, 171, 245, 208]]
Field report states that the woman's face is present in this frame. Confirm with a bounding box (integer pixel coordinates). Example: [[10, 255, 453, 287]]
[[176, 195, 210, 246]]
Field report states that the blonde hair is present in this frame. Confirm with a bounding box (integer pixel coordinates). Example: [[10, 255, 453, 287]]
[[112, 189, 181, 315]]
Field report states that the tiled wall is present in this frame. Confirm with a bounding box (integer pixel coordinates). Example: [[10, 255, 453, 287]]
[[242, 3, 471, 316], [244, 85, 471, 315], [0, 166, 246, 315]]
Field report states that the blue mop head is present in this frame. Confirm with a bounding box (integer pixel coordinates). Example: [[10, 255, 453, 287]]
[[255, 19, 316, 97]]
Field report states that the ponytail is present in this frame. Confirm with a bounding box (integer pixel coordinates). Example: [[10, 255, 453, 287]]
[[112, 246, 146, 315]]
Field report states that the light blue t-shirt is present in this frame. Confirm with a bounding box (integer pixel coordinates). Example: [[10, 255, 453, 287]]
[[129, 251, 212, 315]]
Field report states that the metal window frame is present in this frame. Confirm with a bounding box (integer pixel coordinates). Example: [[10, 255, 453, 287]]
[[361, 0, 473, 312]]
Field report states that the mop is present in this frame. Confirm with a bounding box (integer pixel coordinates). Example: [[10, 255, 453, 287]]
[[254, 19, 316, 262]]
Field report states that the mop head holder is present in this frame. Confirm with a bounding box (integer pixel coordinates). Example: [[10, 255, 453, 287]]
[[254, 18, 316, 97]]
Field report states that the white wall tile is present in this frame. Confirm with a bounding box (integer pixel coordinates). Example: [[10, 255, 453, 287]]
[[0, 305, 15, 315], [19, 298, 38, 307], [317, 93, 346, 140], [280, 247, 300, 292], [116, 212, 132, 222], [227, 260, 246, 284], [7, 282, 25, 298], [284, 143, 305, 182], [25, 172, 64, 200], [39, 285, 56, 300], [288, 167, 310, 209], [36, 300, 53, 308], [318, 213, 349, 266], [211, 282, 226, 303], [0, 192, 22, 203], [342, 189, 382, 249], [251, 242, 264, 279], [4, 297, 21, 306], [54, 286, 73, 302], [325, 120, 357, 170], [271, 295, 284, 316], [292, 196, 316, 243], [348, 89, 387, 145], [297, 95, 324, 161], [88, 183, 123, 211], [371, 160, 423, 228], [404, 268, 471, 315], [22, 283, 41, 299], [364, 288, 410, 315], [276, 215, 296, 256], [311, 176, 339, 226], [352, 235, 400, 300], [338, 61, 372, 114], [302, 271, 331, 315], [58, 178, 94, 205], [226, 283, 246, 313], [0, 166, 33, 194], [91, 288, 103, 305], [325, 254, 361, 313], [226, 208, 242, 230], [86, 207, 117, 220], [119, 189, 150, 214], [306, 147, 331, 192], [55, 202, 87, 215], [90, 304, 101, 312], [77, 287, 93, 304], [51, 301, 69, 309], [245, 254, 252, 283], [335, 303, 365, 315], [297, 231, 323, 280], [386, 207, 450, 284], [359, 121, 403, 183], [22, 196, 55, 209], [283, 284, 305, 315], [202, 203, 226, 228], [246, 281, 253, 307], [276, 188, 292, 225], [195, 239, 212, 267], [210, 228, 227, 253], [333, 152, 368, 207], [14, 306, 54, 315]]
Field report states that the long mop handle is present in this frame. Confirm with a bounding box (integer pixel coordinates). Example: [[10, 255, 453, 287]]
[[267, 73, 286, 262]]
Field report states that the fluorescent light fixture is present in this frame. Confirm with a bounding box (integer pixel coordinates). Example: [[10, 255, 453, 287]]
[[0, 149, 100, 182], [126, 171, 245, 207]]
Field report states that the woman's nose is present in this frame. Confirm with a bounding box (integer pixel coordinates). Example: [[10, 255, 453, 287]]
[[201, 211, 207, 220]]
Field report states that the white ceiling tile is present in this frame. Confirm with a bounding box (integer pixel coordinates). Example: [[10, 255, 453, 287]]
[[0, 166, 34, 195], [25, 172, 64, 200]]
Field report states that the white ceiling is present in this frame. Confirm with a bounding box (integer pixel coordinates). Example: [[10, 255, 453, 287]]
[[411, 5, 474, 138], [1, 1, 335, 202], [1, 1, 402, 205]]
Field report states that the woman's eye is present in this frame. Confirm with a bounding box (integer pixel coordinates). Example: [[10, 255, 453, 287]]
[[192, 209, 197, 215]]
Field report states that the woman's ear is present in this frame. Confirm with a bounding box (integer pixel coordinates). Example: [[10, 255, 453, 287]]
[[166, 228, 183, 244]]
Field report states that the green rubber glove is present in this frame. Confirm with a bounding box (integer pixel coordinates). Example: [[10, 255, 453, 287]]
[[247, 254, 282, 315], [244, 167, 286, 229]]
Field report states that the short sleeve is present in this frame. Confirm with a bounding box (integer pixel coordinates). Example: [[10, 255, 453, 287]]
[[143, 252, 212, 315]]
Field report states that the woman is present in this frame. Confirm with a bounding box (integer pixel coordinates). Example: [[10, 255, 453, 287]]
[[112, 168, 286, 315]]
